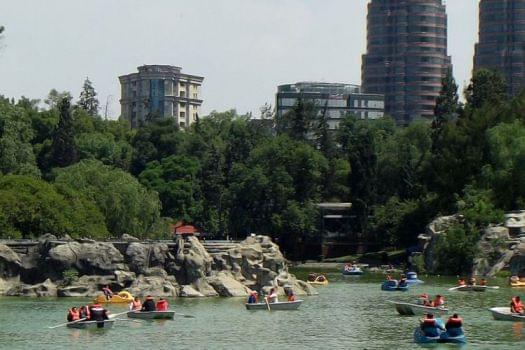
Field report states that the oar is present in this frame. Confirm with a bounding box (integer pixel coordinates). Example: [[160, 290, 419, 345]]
[[485, 286, 500, 290], [448, 286, 464, 291], [175, 313, 196, 318], [48, 317, 87, 329], [114, 318, 143, 324], [108, 311, 130, 319], [265, 297, 271, 312]]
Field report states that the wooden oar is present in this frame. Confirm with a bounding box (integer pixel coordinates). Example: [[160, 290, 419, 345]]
[[175, 313, 196, 318], [114, 318, 143, 324], [265, 297, 271, 312], [48, 317, 87, 329], [448, 286, 464, 291], [108, 311, 130, 319]]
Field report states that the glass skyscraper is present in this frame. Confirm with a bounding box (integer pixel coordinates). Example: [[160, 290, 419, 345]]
[[362, 0, 451, 125], [475, 0, 525, 96]]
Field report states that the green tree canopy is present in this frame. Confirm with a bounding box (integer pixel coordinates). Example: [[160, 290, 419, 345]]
[[78, 77, 99, 117], [53, 160, 161, 237]]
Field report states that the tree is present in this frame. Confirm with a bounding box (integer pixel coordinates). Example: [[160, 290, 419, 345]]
[[465, 69, 507, 110], [78, 77, 99, 117], [433, 69, 460, 129], [51, 97, 77, 168], [0, 99, 40, 177], [53, 160, 161, 237], [44, 89, 72, 109], [0, 175, 107, 239], [275, 96, 317, 142]]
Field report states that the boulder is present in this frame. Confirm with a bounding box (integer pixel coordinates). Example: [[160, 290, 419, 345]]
[[128, 274, 178, 297], [8, 278, 57, 297], [47, 242, 127, 276], [0, 244, 21, 278], [510, 243, 525, 276], [175, 236, 213, 285], [179, 285, 205, 298], [57, 275, 115, 297], [422, 215, 461, 273], [207, 272, 251, 297], [121, 234, 140, 242]]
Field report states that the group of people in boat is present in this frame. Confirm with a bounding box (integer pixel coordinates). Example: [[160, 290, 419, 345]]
[[129, 296, 169, 312], [67, 303, 109, 322], [307, 273, 326, 282], [418, 293, 445, 308], [420, 313, 463, 337], [457, 277, 486, 286], [246, 287, 296, 304], [386, 274, 408, 287]]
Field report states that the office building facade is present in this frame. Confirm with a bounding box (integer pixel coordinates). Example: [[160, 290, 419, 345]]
[[362, 0, 451, 125], [276, 82, 385, 130], [475, 0, 525, 96], [119, 65, 203, 128]]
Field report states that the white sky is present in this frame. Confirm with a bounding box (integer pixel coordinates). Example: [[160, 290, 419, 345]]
[[0, 0, 478, 118]]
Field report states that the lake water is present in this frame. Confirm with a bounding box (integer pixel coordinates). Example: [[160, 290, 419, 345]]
[[0, 272, 524, 349]]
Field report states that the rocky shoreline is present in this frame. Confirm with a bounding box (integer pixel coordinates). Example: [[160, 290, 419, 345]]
[[0, 235, 316, 298]]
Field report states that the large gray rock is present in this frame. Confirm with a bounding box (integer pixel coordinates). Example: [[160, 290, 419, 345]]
[[175, 236, 213, 288], [47, 242, 127, 276], [422, 215, 461, 273], [8, 278, 57, 297], [179, 285, 205, 298], [207, 272, 251, 297], [125, 243, 174, 274], [57, 275, 115, 297], [128, 274, 178, 297], [0, 244, 21, 279], [510, 243, 525, 276], [473, 226, 512, 277]]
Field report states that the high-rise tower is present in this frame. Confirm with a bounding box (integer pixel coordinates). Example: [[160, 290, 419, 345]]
[[475, 0, 525, 96], [362, 0, 452, 125]]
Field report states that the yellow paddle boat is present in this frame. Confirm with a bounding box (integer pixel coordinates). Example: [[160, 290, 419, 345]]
[[93, 291, 134, 304], [510, 276, 525, 287], [306, 273, 329, 286]]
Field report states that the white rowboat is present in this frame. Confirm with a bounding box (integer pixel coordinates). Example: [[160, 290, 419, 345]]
[[388, 301, 448, 316], [66, 319, 115, 329], [490, 307, 525, 322], [127, 311, 175, 320], [245, 300, 303, 311]]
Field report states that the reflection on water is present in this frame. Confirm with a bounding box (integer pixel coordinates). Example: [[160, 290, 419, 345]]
[[0, 274, 524, 349]]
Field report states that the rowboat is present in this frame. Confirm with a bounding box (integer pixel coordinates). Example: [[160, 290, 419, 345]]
[[405, 272, 424, 284], [127, 311, 175, 320], [93, 291, 134, 304], [489, 307, 525, 322], [413, 319, 466, 344], [342, 266, 364, 276], [381, 280, 409, 291], [448, 285, 499, 292], [388, 301, 448, 316], [66, 319, 115, 329], [245, 300, 303, 311], [307, 274, 328, 286]]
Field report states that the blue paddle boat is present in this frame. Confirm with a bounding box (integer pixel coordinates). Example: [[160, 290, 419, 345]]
[[413, 318, 467, 344], [381, 279, 409, 291], [342, 265, 364, 276], [405, 271, 424, 284]]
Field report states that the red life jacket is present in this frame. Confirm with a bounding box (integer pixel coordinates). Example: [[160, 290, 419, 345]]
[[156, 300, 168, 311], [446, 317, 462, 328], [511, 298, 524, 313], [422, 319, 437, 327]]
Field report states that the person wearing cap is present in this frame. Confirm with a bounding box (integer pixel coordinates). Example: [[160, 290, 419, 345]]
[[141, 295, 156, 311], [247, 291, 258, 304]]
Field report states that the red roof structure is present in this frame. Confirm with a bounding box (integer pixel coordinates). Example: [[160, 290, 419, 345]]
[[172, 221, 199, 236]]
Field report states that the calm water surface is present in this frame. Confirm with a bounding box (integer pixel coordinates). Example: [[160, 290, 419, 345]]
[[0, 273, 524, 349]]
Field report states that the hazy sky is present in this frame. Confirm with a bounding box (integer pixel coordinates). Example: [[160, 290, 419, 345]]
[[0, 0, 478, 118]]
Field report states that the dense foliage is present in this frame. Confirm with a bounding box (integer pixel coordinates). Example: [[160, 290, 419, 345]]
[[0, 67, 520, 271]]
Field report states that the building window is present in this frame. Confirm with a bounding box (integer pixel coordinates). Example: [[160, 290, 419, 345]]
[[180, 111, 186, 119], [180, 91, 186, 97], [180, 121, 186, 127]]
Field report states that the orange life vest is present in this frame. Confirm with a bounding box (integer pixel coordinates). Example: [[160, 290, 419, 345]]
[[288, 294, 296, 302], [422, 319, 437, 327], [67, 309, 80, 321], [432, 296, 444, 307]]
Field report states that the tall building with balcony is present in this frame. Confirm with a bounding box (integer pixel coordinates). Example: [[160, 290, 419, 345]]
[[276, 82, 384, 130], [475, 0, 525, 96], [361, 0, 452, 125], [119, 65, 203, 128]]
